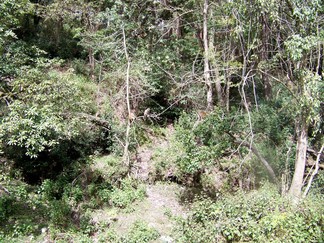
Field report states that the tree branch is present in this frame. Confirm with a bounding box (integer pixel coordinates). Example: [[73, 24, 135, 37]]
[[0, 184, 10, 195], [303, 144, 324, 198], [62, 112, 110, 129], [231, 136, 279, 186]]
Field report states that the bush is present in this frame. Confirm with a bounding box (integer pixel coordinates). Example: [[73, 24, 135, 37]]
[[48, 200, 72, 228], [0, 67, 114, 183], [109, 178, 146, 209], [170, 110, 244, 186], [0, 195, 14, 222], [175, 184, 324, 242], [251, 104, 293, 145], [91, 155, 128, 183], [151, 134, 184, 182], [124, 221, 160, 243]]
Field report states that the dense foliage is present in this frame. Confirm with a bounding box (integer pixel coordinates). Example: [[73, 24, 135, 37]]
[[0, 0, 323, 241], [176, 184, 324, 242]]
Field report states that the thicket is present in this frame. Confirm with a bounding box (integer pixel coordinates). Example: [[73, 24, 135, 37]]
[[176, 184, 324, 242], [152, 104, 297, 191], [0, 155, 148, 241], [0, 0, 323, 241]]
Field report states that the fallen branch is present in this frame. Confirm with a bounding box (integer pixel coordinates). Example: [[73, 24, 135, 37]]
[[303, 144, 324, 198], [0, 184, 10, 195], [306, 161, 324, 169], [227, 132, 279, 185], [62, 112, 110, 129], [307, 147, 324, 162]]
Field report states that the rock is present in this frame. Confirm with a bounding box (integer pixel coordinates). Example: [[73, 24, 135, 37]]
[[160, 235, 174, 243]]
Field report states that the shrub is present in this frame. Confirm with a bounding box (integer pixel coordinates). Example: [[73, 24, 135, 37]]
[[124, 221, 160, 243], [91, 155, 128, 183], [151, 134, 184, 182], [171, 110, 243, 185], [0, 195, 14, 222], [175, 184, 324, 242], [48, 200, 72, 228], [109, 178, 146, 208], [0, 68, 114, 183], [251, 104, 293, 145]]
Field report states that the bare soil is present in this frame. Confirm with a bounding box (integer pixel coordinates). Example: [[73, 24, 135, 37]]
[[112, 183, 186, 241]]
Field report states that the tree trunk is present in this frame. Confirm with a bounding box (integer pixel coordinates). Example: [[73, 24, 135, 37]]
[[89, 48, 95, 79], [122, 27, 131, 169], [209, 8, 225, 108], [261, 14, 272, 100], [289, 118, 308, 201], [214, 64, 224, 106], [203, 0, 213, 110], [224, 40, 233, 113], [173, 11, 181, 38]]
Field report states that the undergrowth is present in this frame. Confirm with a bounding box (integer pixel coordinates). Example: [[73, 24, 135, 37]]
[[175, 183, 324, 243], [0, 155, 147, 242]]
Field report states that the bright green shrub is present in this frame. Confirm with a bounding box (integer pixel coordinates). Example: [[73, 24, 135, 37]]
[[109, 178, 146, 208], [151, 134, 185, 182], [124, 220, 160, 243], [173, 107, 298, 189], [91, 155, 128, 183], [173, 110, 242, 181], [0, 67, 114, 183], [0, 69, 95, 158], [176, 184, 324, 242]]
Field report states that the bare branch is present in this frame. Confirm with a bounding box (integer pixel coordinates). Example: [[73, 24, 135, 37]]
[[303, 144, 324, 198], [0, 184, 10, 195]]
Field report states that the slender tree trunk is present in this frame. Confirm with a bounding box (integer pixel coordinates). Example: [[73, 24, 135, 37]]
[[122, 27, 131, 169], [214, 64, 224, 106], [56, 18, 62, 48], [203, 0, 213, 110], [289, 118, 308, 201], [173, 11, 181, 38], [224, 40, 233, 113], [89, 48, 95, 79], [317, 43, 323, 76], [123, 60, 131, 169], [225, 76, 230, 112], [173, 11, 181, 57], [85, 14, 97, 80], [261, 14, 272, 100], [209, 7, 224, 108]]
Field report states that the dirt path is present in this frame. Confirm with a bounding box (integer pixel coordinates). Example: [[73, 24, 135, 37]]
[[112, 183, 186, 242], [132, 125, 174, 182], [93, 126, 186, 242]]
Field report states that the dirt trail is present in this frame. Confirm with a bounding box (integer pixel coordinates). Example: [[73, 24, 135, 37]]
[[132, 125, 174, 182], [113, 125, 186, 241], [113, 183, 186, 241], [93, 125, 186, 242]]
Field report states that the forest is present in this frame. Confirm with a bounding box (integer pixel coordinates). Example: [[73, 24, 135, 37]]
[[0, 0, 323, 242]]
